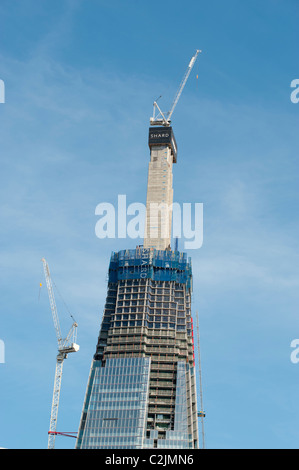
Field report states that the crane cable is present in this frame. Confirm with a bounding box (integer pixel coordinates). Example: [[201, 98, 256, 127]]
[[38, 270, 76, 324]]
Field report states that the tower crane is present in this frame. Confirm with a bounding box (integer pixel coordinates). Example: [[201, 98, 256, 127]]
[[41, 258, 79, 450], [150, 49, 201, 127]]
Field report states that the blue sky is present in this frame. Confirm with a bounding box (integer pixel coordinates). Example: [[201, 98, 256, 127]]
[[0, 0, 298, 449]]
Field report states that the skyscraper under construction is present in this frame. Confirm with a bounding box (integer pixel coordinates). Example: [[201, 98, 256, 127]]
[[76, 51, 201, 450]]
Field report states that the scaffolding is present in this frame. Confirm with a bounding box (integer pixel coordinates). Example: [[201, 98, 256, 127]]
[[108, 248, 192, 291]]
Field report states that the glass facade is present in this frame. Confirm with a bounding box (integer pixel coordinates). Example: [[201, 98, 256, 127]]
[[76, 357, 151, 449]]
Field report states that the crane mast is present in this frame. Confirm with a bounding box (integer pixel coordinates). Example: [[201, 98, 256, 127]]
[[150, 49, 201, 127], [41, 258, 79, 449]]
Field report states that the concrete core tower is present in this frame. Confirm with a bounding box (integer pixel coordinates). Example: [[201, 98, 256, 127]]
[[143, 127, 177, 251]]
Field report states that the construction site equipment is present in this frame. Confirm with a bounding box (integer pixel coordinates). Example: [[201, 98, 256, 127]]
[[41, 258, 79, 450], [196, 310, 205, 449], [150, 49, 201, 127], [48, 431, 78, 439]]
